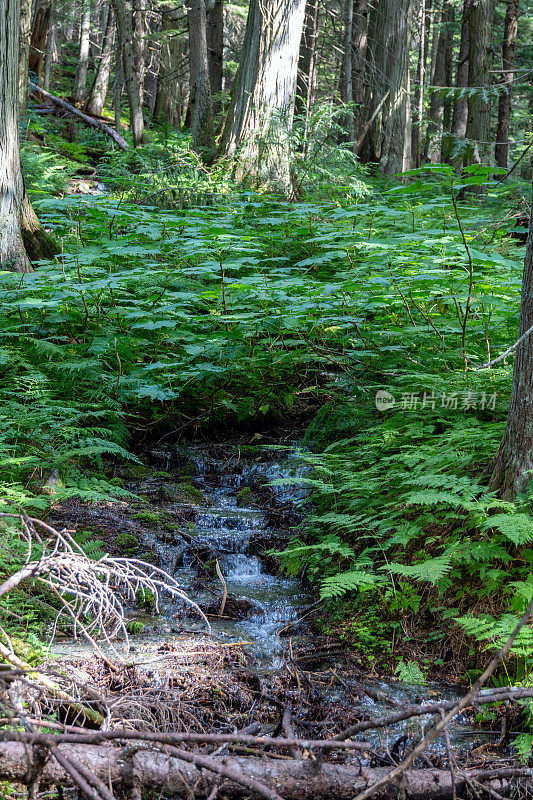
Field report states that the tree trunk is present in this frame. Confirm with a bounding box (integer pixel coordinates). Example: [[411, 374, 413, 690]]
[[85, 3, 114, 116], [490, 191, 533, 499], [133, 0, 146, 108], [427, 1, 451, 162], [295, 0, 320, 122], [0, 740, 505, 800], [340, 0, 355, 142], [221, 0, 307, 195], [73, 0, 92, 103], [1, 0, 57, 272], [449, 0, 470, 150], [153, 4, 184, 127], [465, 0, 494, 166], [351, 0, 370, 143], [411, 0, 429, 167], [43, 1, 56, 91], [372, 0, 413, 174], [187, 0, 216, 158], [18, 0, 32, 110], [494, 0, 519, 170], [207, 0, 224, 115], [111, 0, 144, 145], [29, 0, 53, 82]]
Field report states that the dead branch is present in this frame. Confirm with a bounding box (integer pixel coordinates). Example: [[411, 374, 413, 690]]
[[0, 741, 503, 799], [28, 83, 129, 150]]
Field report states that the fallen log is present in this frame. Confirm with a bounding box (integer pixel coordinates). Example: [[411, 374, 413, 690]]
[[29, 82, 129, 151], [0, 741, 500, 800]]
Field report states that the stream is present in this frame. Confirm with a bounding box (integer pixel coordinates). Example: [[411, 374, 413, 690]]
[[50, 438, 501, 761]]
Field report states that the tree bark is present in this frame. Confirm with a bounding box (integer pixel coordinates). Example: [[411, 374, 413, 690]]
[[339, 0, 355, 142], [465, 0, 495, 166], [73, 0, 92, 103], [133, 0, 146, 108], [18, 0, 32, 110], [371, 0, 413, 174], [0, 741, 506, 800], [29, 0, 53, 82], [447, 0, 472, 166], [489, 189, 533, 499], [494, 0, 519, 170], [295, 0, 320, 122], [411, 0, 430, 166], [153, 4, 185, 127], [427, 1, 452, 162], [221, 0, 307, 195], [111, 0, 144, 145], [1, 0, 32, 272], [207, 0, 224, 114], [85, 3, 114, 116], [1, 0, 57, 271], [187, 0, 216, 158]]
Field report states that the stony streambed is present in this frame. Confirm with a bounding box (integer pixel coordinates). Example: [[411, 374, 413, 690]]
[[47, 437, 502, 763]]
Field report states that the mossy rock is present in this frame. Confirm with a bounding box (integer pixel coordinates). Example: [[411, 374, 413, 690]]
[[125, 464, 152, 479], [133, 510, 164, 527], [160, 482, 205, 505], [108, 476, 124, 488], [115, 533, 140, 554], [9, 637, 45, 666]]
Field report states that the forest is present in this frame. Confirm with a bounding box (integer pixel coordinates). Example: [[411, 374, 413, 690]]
[[0, 0, 532, 796]]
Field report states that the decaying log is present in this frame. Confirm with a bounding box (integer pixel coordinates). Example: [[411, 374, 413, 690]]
[[29, 82, 129, 150], [0, 741, 517, 800]]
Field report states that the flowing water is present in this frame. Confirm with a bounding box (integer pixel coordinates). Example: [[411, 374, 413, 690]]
[[51, 440, 498, 756]]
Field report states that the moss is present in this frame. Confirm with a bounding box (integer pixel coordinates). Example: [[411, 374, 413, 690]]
[[126, 620, 145, 635], [236, 486, 252, 506], [133, 510, 164, 526], [108, 476, 124, 488], [160, 482, 205, 505], [10, 636, 45, 666], [115, 533, 140, 554], [136, 588, 156, 612], [126, 464, 152, 479]]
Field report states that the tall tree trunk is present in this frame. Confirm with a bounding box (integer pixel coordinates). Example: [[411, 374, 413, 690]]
[[43, 1, 56, 91], [73, 0, 92, 103], [490, 192, 533, 499], [494, 0, 519, 170], [340, 0, 355, 142], [411, 0, 429, 167], [18, 0, 32, 110], [187, 0, 216, 157], [442, 2, 454, 132], [1, 0, 31, 272], [295, 0, 320, 122], [221, 0, 307, 195], [85, 3, 114, 116], [133, 0, 146, 107], [114, 36, 123, 134], [445, 0, 470, 163], [111, 0, 144, 145], [351, 0, 370, 143], [371, 0, 413, 174], [207, 0, 224, 115], [1, 0, 57, 271], [29, 0, 53, 82], [426, 1, 451, 162], [465, 0, 494, 167], [154, 4, 185, 127]]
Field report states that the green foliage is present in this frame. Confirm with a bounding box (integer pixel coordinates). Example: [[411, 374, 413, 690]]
[[395, 660, 427, 685]]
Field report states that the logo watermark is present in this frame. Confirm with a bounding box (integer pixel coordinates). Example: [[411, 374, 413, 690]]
[[375, 390, 498, 412]]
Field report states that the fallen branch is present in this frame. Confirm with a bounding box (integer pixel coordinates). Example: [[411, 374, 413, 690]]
[[29, 83, 129, 151], [0, 741, 507, 800]]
